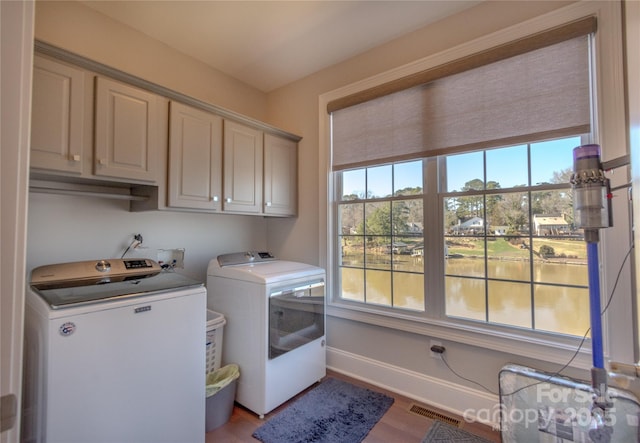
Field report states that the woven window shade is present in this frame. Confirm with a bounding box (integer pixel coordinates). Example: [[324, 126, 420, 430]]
[[331, 19, 594, 171]]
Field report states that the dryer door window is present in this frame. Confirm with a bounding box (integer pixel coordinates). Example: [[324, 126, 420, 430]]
[[269, 282, 324, 359]]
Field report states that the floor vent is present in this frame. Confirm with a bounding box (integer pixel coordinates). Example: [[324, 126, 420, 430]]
[[408, 403, 461, 427]]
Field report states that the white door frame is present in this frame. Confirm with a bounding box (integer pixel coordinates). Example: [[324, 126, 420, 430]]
[[1, 1, 34, 441]]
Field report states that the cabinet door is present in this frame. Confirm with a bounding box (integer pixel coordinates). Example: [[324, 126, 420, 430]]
[[94, 77, 158, 182], [264, 134, 297, 216], [223, 120, 263, 213], [30, 56, 85, 174], [168, 102, 222, 210]]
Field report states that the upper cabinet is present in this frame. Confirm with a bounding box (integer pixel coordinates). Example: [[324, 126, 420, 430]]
[[264, 134, 297, 216], [94, 77, 159, 183], [163, 109, 298, 216], [168, 102, 222, 211], [223, 120, 264, 214], [30, 56, 86, 174], [30, 56, 161, 185], [31, 44, 300, 217]]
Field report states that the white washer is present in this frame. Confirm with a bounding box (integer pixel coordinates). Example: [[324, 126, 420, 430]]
[[206, 251, 326, 418], [23, 259, 206, 443]]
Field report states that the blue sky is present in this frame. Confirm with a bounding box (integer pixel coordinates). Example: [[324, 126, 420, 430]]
[[447, 136, 580, 191], [342, 136, 582, 198]]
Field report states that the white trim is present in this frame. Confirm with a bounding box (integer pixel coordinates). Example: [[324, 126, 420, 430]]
[[326, 346, 500, 429], [628, 0, 640, 364], [319, 0, 629, 368], [327, 304, 593, 370], [0, 1, 34, 441]]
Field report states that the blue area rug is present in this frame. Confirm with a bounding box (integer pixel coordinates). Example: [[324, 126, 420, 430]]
[[252, 377, 394, 443], [422, 420, 493, 443]]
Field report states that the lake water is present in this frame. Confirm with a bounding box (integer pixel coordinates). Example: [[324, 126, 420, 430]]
[[340, 254, 590, 337]]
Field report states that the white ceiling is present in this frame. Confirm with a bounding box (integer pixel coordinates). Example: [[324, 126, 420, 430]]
[[80, 1, 481, 92]]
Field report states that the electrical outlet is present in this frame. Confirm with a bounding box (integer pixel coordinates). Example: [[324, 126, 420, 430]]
[[157, 248, 185, 269], [430, 340, 443, 359]]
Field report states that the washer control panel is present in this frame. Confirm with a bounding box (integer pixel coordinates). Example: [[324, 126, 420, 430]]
[[31, 258, 161, 288]]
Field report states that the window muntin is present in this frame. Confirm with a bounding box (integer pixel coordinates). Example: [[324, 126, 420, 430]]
[[335, 136, 590, 337], [337, 161, 425, 312], [329, 24, 600, 342], [443, 136, 589, 336]]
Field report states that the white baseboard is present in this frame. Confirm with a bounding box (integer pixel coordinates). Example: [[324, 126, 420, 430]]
[[327, 346, 501, 429]]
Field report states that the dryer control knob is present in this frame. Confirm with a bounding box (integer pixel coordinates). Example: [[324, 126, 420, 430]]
[[95, 260, 111, 272]]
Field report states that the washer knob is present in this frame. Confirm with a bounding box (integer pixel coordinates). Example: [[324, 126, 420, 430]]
[[95, 260, 111, 272]]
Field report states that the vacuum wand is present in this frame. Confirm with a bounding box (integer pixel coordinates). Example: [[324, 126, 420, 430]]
[[570, 144, 613, 428]]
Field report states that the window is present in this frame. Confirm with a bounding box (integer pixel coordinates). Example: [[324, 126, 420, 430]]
[[443, 137, 589, 336], [335, 136, 589, 337], [337, 161, 424, 311], [329, 19, 598, 340]]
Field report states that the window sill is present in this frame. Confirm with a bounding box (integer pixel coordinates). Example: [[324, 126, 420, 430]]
[[326, 301, 594, 370]]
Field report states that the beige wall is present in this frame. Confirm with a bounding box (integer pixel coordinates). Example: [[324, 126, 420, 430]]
[[32, 0, 624, 420], [35, 0, 268, 121], [29, 0, 270, 282], [266, 0, 601, 405], [266, 0, 575, 266]]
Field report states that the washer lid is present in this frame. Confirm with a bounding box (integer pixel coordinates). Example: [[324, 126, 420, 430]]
[[208, 259, 324, 284], [30, 259, 203, 309], [32, 272, 203, 309]]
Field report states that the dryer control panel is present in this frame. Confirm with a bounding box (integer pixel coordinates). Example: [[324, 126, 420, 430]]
[[217, 251, 276, 267]]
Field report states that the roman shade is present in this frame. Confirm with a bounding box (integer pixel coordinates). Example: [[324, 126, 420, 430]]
[[331, 17, 596, 171]]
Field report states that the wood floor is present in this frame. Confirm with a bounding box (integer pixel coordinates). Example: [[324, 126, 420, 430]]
[[205, 369, 501, 442]]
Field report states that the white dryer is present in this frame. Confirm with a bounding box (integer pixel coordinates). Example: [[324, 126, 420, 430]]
[[206, 251, 325, 418]]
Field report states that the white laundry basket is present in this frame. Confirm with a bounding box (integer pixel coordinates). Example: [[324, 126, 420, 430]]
[[206, 310, 226, 375]]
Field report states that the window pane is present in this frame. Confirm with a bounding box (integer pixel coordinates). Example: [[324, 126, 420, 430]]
[[365, 270, 392, 306], [366, 236, 392, 270], [488, 191, 529, 235], [531, 238, 588, 285], [394, 238, 424, 273], [534, 284, 590, 336], [531, 190, 574, 229], [486, 145, 528, 188], [340, 268, 364, 302], [448, 198, 485, 233], [342, 169, 366, 200], [339, 236, 363, 268], [446, 151, 484, 192], [367, 165, 392, 198], [394, 161, 423, 196], [393, 199, 423, 235], [530, 137, 579, 186], [339, 202, 363, 235], [487, 280, 532, 328], [444, 236, 486, 277], [393, 272, 424, 312], [486, 239, 531, 281], [445, 276, 485, 321], [365, 201, 391, 236]]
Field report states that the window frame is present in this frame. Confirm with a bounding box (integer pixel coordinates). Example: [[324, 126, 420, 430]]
[[319, 1, 630, 370]]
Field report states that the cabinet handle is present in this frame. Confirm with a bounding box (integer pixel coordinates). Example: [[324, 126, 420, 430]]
[[212, 196, 219, 202], [265, 201, 272, 207], [226, 198, 232, 203], [98, 158, 107, 166], [71, 154, 81, 162]]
